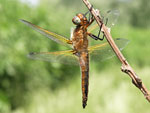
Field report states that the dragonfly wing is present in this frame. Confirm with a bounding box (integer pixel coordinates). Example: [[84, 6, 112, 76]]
[[27, 50, 79, 65], [88, 10, 120, 33], [20, 19, 72, 48], [88, 38, 129, 61], [103, 10, 120, 28]]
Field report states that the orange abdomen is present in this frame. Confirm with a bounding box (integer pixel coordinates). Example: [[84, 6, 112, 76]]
[[79, 52, 89, 108]]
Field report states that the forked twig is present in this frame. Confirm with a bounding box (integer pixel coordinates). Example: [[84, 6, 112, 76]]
[[82, 0, 150, 102]]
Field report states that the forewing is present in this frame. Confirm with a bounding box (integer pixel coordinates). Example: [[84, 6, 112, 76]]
[[20, 19, 72, 48], [27, 50, 79, 65], [88, 10, 120, 33], [88, 38, 129, 61], [103, 10, 120, 28]]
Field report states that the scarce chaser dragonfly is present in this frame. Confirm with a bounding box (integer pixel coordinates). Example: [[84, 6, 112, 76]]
[[20, 10, 129, 108]]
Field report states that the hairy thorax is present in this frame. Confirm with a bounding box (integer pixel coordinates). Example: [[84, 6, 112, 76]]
[[72, 26, 88, 54]]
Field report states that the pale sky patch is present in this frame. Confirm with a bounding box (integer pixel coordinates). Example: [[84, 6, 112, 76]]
[[20, 0, 39, 6]]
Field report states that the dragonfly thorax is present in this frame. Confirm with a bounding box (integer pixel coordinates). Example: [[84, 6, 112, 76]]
[[72, 13, 88, 26]]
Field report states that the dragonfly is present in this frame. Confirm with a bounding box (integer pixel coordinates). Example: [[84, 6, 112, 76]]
[[20, 10, 129, 108]]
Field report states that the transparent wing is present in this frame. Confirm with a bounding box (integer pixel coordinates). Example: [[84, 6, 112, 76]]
[[27, 50, 79, 65], [88, 10, 120, 33], [102, 10, 120, 28], [20, 19, 72, 48], [88, 38, 129, 61]]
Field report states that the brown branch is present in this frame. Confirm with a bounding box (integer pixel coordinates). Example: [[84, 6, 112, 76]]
[[82, 0, 150, 102]]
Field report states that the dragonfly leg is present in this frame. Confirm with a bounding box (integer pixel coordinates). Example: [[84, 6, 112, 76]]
[[90, 15, 106, 41], [86, 15, 94, 27], [88, 32, 103, 41], [97, 23, 103, 39], [84, 4, 93, 17], [88, 12, 91, 22], [101, 17, 109, 39], [84, 5, 94, 27], [84, 10, 90, 17], [90, 23, 104, 41]]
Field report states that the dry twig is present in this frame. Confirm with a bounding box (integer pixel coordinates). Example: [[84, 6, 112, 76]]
[[82, 0, 150, 102]]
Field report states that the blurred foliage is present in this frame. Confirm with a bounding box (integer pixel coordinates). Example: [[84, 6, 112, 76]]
[[129, 0, 150, 28], [0, 0, 150, 113]]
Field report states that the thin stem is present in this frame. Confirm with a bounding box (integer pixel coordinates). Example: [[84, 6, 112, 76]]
[[82, 0, 150, 102]]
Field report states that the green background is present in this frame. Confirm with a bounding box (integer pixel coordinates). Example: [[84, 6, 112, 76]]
[[0, 0, 150, 113]]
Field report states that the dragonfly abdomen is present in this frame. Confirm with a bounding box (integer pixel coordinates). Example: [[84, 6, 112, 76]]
[[79, 52, 89, 108]]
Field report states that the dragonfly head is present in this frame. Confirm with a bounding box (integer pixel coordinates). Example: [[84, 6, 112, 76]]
[[72, 13, 87, 26]]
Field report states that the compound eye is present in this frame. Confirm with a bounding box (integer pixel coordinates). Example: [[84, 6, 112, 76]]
[[72, 16, 81, 25]]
